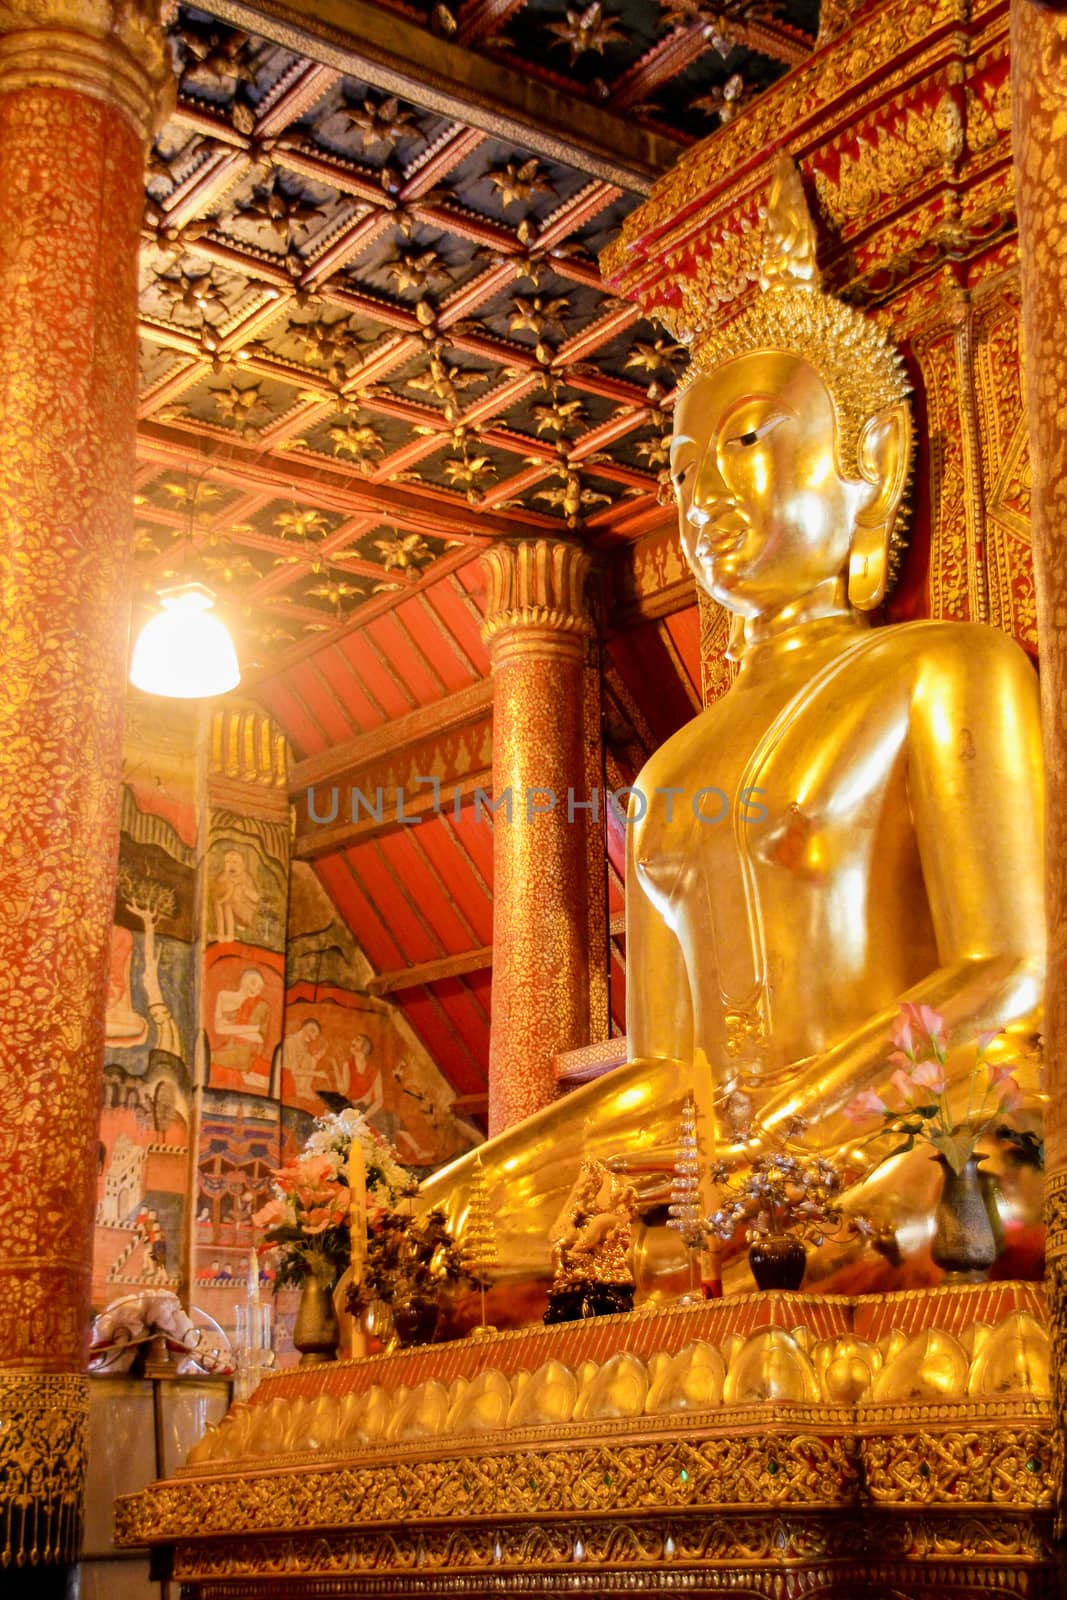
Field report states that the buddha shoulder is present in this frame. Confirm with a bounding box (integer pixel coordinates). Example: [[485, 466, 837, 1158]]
[[632, 619, 1037, 796], [864, 618, 1039, 708]]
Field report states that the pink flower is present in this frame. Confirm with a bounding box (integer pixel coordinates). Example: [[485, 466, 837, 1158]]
[[294, 1178, 347, 1217], [889, 1068, 918, 1106], [297, 1152, 336, 1186], [888, 1015, 914, 1057], [274, 1152, 337, 1196], [899, 1002, 947, 1049], [252, 1198, 289, 1230], [910, 1058, 946, 1093], [995, 1076, 1024, 1112], [302, 1202, 349, 1235], [990, 1063, 1024, 1111], [976, 1029, 1001, 1053], [845, 1088, 888, 1124]]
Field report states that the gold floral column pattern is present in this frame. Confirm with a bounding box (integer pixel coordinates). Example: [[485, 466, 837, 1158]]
[[482, 540, 594, 1134], [0, 0, 170, 1568], [1012, 0, 1067, 1541]]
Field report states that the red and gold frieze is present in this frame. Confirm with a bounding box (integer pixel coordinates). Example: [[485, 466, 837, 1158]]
[[972, 277, 1037, 650], [293, 720, 494, 857], [602, 0, 1011, 323], [610, 522, 694, 623]]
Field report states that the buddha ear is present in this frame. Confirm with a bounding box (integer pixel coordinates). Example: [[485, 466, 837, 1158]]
[[847, 401, 912, 611]]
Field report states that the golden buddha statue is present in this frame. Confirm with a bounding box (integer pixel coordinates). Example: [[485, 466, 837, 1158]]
[[423, 158, 1044, 1297], [629, 159, 1044, 1147]]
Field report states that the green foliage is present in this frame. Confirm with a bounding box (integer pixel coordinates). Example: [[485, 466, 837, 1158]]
[[346, 1208, 475, 1311]]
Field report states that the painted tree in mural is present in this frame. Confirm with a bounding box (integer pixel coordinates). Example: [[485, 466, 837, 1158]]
[[461, 1155, 499, 1331], [117, 866, 182, 1056], [117, 867, 178, 926], [667, 1093, 704, 1293]]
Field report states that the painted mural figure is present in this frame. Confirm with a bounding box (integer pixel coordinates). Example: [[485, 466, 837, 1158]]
[[212, 968, 272, 1090], [211, 848, 262, 943], [135, 1207, 168, 1284], [106, 926, 148, 1046], [345, 1032, 385, 1120], [280, 1017, 339, 1103]]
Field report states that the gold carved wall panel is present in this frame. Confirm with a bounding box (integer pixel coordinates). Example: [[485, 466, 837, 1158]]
[[973, 281, 1038, 651]]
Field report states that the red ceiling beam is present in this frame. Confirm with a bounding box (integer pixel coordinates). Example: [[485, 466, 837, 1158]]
[[293, 771, 493, 858]]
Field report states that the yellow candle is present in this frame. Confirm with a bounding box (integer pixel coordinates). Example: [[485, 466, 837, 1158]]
[[347, 1132, 368, 1359]]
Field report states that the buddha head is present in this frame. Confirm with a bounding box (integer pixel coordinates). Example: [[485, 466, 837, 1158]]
[[671, 158, 913, 623]]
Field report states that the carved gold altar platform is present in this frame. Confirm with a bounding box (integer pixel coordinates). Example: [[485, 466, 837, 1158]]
[[117, 1283, 1053, 1597]]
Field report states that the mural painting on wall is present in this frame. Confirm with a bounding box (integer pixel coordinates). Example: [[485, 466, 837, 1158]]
[[281, 985, 443, 1165], [194, 1091, 282, 1286], [94, 715, 199, 1311], [204, 945, 285, 1097], [206, 809, 289, 955], [285, 863, 480, 1173]]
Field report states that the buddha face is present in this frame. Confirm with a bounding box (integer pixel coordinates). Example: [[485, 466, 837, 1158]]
[[671, 351, 875, 617]]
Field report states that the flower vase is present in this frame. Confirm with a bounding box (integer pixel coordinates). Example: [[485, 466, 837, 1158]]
[[293, 1273, 340, 1365], [931, 1154, 998, 1282], [748, 1234, 806, 1291]]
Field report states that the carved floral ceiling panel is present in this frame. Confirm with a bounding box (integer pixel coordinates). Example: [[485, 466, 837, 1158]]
[[134, 1, 816, 675]]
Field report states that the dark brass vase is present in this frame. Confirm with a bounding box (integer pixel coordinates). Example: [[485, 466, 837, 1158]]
[[931, 1154, 998, 1281], [748, 1234, 806, 1291], [293, 1274, 340, 1365], [392, 1295, 439, 1347]]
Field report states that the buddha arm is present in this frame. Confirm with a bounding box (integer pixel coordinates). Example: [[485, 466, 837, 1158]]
[[625, 814, 694, 1067], [756, 626, 1046, 1143]]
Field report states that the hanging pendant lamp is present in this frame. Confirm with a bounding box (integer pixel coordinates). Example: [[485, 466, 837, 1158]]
[[129, 581, 240, 698]]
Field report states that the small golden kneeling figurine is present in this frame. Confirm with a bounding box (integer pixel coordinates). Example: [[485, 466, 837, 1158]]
[[545, 1159, 639, 1323]]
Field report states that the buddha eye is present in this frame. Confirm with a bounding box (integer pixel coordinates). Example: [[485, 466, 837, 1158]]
[[723, 411, 787, 451]]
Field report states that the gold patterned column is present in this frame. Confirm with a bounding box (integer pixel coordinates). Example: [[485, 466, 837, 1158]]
[[482, 540, 594, 1134], [0, 0, 170, 1572], [1012, 0, 1067, 1547]]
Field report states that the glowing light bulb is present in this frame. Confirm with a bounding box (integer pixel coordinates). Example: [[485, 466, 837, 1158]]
[[129, 582, 240, 698]]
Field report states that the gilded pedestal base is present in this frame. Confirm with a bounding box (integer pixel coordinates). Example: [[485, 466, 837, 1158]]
[[117, 1287, 1054, 1597]]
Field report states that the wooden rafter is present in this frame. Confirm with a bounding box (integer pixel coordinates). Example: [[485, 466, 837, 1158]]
[[293, 772, 494, 858], [365, 945, 493, 994]]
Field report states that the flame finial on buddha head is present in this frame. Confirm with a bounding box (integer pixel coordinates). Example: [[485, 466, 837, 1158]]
[[684, 156, 910, 482], [758, 154, 821, 293]]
